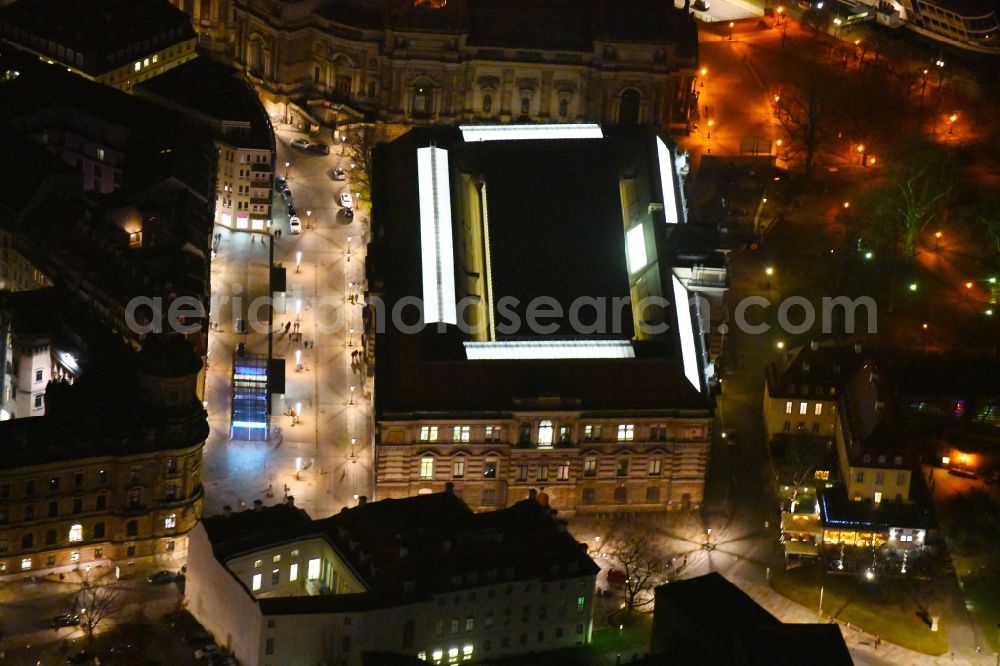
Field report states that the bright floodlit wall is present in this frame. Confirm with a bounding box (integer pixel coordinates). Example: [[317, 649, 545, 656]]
[[672, 275, 703, 393], [459, 123, 604, 142], [418, 146, 458, 325], [464, 340, 635, 360]]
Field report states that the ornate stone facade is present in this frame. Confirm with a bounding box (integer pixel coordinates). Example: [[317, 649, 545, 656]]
[[191, 0, 698, 131]]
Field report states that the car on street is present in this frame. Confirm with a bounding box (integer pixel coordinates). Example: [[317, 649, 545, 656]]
[[207, 655, 239, 666], [339, 192, 353, 208], [290, 138, 310, 150], [147, 570, 180, 584], [195, 645, 221, 659], [52, 613, 80, 628], [306, 142, 330, 155], [693, 0, 710, 9], [330, 167, 346, 181], [66, 651, 94, 664], [287, 203, 297, 217], [274, 176, 286, 190], [343, 207, 354, 219], [289, 216, 301, 234]]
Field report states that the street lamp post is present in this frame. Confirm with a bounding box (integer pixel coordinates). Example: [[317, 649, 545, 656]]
[[948, 113, 957, 135], [707, 119, 714, 139], [350, 385, 356, 405], [284, 162, 290, 180], [306, 209, 312, 230], [296, 251, 302, 273], [728, 21, 735, 40], [920, 68, 929, 109]]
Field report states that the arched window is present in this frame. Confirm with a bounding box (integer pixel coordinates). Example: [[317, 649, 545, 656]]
[[45, 529, 57, 545], [68, 524, 82, 542], [559, 98, 569, 118], [412, 85, 431, 118], [482, 93, 492, 114], [537, 420, 554, 448], [619, 88, 641, 124], [520, 96, 531, 116]]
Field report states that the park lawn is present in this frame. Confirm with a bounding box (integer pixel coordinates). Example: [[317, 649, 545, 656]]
[[771, 566, 949, 656], [953, 553, 1000, 652], [588, 611, 653, 656]]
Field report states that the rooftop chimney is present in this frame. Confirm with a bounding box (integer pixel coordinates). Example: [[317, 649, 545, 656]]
[[285, 495, 295, 507], [854, 343, 863, 354], [528, 488, 538, 501], [358, 495, 368, 506], [253, 499, 263, 511], [222, 505, 232, 517], [810, 340, 819, 351], [445, 482, 455, 495]]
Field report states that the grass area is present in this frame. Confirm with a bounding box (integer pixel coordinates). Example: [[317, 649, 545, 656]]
[[588, 610, 652, 657], [771, 565, 949, 655], [953, 554, 1000, 653]]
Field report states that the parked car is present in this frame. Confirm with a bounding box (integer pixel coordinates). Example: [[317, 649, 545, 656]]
[[330, 167, 346, 181], [51, 613, 80, 628], [290, 138, 310, 150], [194, 645, 221, 659], [289, 216, 302, 234], [235, 317, 247, 335], [287, 203, 297, 217], [274, 175, 286, 190], [66, 651, 94, 664], [281, 187, 292, 201], [343, 207, 354, 219], [693, 0, 710, 9], [306, 142, 330, 155], [339, 192, 353, 208], [147, 570, 180, 584]]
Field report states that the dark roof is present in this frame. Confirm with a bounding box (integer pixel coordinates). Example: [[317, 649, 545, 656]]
[[370, 126, 710, 417], [0, 0, 195, 76], [889, 352, 1000, 399], [765, 342, 872, 400], [204, 491, 599, 613], [135, 58, 274, 150], [0, 332, 207, 468], [819, 485, 934, 530], [651, 573, 851, 666]]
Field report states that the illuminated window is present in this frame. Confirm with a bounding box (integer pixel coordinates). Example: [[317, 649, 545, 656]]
[[648, 459, 661, 476], [21, 557, 31, 570], [420, 426, 439, 442], [432, 650, 443, 664], [152, 54, 158, 63], [583, 457, 597, 477], [68, 524, 82, 542], [254, 559, 263, 568], [463, 645, 474, 660], [585, 425, 602, 441], [143, 58, 149, 67], [453, 459, 465, 478], [273, 554, 281, 563], [307, 558, 320, 579], [453, 426, 470, 442], [874, 491, 882, 504], [814, 403, 823, 415], [420, 457, 435, 479], [289, 563, 299, 581], [558, 462, 570, 480], [448, 647, 459, 664], [617, 424, 635, 441], [577, 596, 585, 612], [799, 402, 808, 415], [252, 573, 262, 591], [70, 551, 80, 563], [272, 569, 280, 584], [484, 426, 501, 442], [164, 513, 176, 529], [537, 420, 554, 447], [134, 62, 141, 72], [814, 470, 830, 481], [625, 225, 647, 273]]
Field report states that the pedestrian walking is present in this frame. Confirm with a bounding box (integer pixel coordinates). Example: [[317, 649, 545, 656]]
[[874, 635, 881, 649]]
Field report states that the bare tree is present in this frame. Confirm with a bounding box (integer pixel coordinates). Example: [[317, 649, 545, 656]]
[[776, 71, 840, 174], [343, 123, 382, 203], [74, 568, 123, 644], [607, 531, 670, 614], [878, 141, 953, 259]]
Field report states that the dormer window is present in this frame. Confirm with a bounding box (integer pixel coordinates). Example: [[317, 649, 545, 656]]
[[894, 455, 903, 465], [802, 362, 810, 371]]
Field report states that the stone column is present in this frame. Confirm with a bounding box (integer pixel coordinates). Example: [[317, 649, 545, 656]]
[[539, 70, 554, 119]]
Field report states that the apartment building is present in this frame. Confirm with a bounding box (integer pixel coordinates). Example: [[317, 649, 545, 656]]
[[0, 336, 208, 579], [186, 489, 599, 666]]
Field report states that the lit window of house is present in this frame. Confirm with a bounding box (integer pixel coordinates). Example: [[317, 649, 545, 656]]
[[420, 457, 435, 479], [420, 426, 439, 442], [617, 424, 635, 441], [164, 513, 176, 529], [254, 559, 263, 568], [799, 402, 808, 415], [68, 524, 83, 542], [558, 462, 570, 480], [70, 551, 80, 563], [583, 457, 597, 477], [453, 459, 465, 478], [289, 563, 299, 581], [307, 558, 320, 579], [453, 426, 470, 442], [648, 459, 661, 476], [785, 401, 793, 414], [134, 62, 141, 72], [484, 426, 501, 442], [814, 403, 823, 416], [21, 557, 31, 570], [252, 573, 262, 591], [584, 425, 602, 441], [537, 420, 554, 447]]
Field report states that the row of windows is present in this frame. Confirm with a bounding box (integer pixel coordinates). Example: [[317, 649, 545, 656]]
[[784, 401, 825, 416], [418, 423, 691, 445], [854, 470, 907, 486], [419, 456, 665, 480], [0, 461, 179, 499], [0, 514, 176, 552], [432, 597, 587, 636], [0, 544, 120, 573], [420, 625, 584, 665]]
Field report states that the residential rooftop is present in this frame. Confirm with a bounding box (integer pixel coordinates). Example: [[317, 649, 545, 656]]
[[765, 340, 873, 401], [819, 485, 935, 531], [203, 490, 599, 613]]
